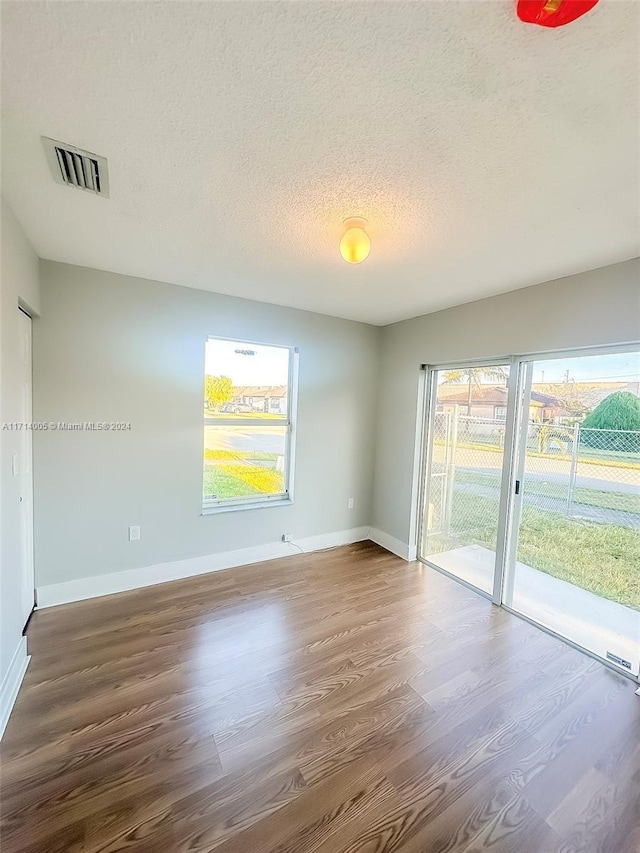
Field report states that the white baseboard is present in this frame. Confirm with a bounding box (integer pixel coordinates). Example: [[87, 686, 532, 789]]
[[0, 637, 30, 741], [36, 526, 372, 609], [299, 526, 371, 553], [369, 527, 416, 562]]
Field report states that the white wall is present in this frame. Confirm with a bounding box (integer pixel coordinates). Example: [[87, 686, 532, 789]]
[[1, 199, 40, 727], [33, 261, 380, 592], [372, 259, 640, 551]]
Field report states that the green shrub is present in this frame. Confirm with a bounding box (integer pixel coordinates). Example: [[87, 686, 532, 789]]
[[581, 392, 640, 453]]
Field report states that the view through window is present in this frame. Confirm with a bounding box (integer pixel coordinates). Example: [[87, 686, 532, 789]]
[[420, 348, 640, 676], [506, 349, 640, 674], [203, 338, 295, 509]]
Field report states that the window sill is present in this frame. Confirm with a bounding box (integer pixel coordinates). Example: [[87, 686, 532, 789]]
[[201, 497, 293, 516]]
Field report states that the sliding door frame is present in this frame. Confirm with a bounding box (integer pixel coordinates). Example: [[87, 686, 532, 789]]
[[502, 343, 640, 683], [416, 356, 518, 604], [490, 357, 521, 605], [416, 342, 640, 683]]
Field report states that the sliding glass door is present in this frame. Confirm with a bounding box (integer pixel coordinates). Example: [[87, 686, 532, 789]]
[[419, 362, 513, 597], [419, 348, 640, 680], [503, 351, 640, 677]]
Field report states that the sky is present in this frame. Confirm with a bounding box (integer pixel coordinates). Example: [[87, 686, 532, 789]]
[[533, 351, 639, 383], [205, 338, 289, 386], [205, 340, 638, 388], [436, 351, 639, 386]]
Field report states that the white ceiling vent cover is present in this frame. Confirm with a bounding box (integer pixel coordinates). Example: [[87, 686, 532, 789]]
[[42, 137, 109, 197]]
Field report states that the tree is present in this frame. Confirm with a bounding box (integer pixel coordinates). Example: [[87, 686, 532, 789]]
[[582, 391, 640, 431], [535, 382, 598, 419], [442, 366, 508, 415], [581, 391, 640, 453], [205, 375, 234, 411]]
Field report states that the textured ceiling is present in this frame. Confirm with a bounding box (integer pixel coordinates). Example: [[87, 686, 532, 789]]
[[2, 1, 638, 325]]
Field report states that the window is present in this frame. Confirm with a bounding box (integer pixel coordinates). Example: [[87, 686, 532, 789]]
[[203, 337, 297, 512], [495, 406, 507, 420]]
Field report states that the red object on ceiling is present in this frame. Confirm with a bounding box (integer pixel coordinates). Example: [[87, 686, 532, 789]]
[[517, 0, 600, 27]]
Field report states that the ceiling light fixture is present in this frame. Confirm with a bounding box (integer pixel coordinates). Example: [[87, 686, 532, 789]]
[[517, 0, 599, 27], [339, 217, 371, 264]]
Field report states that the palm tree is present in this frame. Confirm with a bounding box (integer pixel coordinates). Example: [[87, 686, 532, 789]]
[[442, 366, 508, 415]]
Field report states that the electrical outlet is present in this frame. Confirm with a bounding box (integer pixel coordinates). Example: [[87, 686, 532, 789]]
[[347, 498, 355, 509], [128, 525, 141, 541], [282, 534, 293, 543]]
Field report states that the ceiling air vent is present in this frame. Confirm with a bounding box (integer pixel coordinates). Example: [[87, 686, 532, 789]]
[[42, 137, 109, 197]]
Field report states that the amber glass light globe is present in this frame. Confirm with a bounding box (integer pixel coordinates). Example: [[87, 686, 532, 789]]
[[339, 218, 370, 264]]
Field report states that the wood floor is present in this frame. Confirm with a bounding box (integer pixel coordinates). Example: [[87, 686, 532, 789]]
[[1, 543, 638, 853]]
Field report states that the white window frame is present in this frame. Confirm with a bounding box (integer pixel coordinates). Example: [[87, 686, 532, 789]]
[[202, 337, 299, 514]]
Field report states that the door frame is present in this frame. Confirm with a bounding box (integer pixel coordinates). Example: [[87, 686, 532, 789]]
[[416, 343, 640, 682], [416, 356, 517, 604], [17, 305, 36, 629]]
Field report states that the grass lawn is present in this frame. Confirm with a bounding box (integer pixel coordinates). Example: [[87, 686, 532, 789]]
[[203, 465, 262, 499], [205, 448, 275, 462], [441, 491, 640, 611], [203, 449, 284, 500]]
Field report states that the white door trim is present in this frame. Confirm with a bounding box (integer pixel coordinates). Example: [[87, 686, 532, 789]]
[[18, 307, 35, 626]]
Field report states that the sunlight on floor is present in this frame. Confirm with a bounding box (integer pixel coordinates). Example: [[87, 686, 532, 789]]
[[431, 545, 640, 677]]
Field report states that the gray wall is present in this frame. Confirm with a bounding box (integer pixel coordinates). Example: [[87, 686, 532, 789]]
[[1, 199, 40, 684], [34, 261, 380, 587], [18, 253, 640, 595], [372, 259, 640, 549]]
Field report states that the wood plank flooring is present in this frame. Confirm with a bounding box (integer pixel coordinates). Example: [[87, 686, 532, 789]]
[[1, 542, 638, 852]]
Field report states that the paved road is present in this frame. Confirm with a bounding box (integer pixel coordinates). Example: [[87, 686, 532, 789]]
[[432, 445, 639, 489], [462, 466, 639, 496], [204, 424, 284, 455], [447, 464, 640, 529], [453, 479, 640, 529]]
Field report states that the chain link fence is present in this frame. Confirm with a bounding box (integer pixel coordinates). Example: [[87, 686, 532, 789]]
[[425, 412, 505, 554], [424, 411, 640, 554], [519, 423, 639, 527]]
